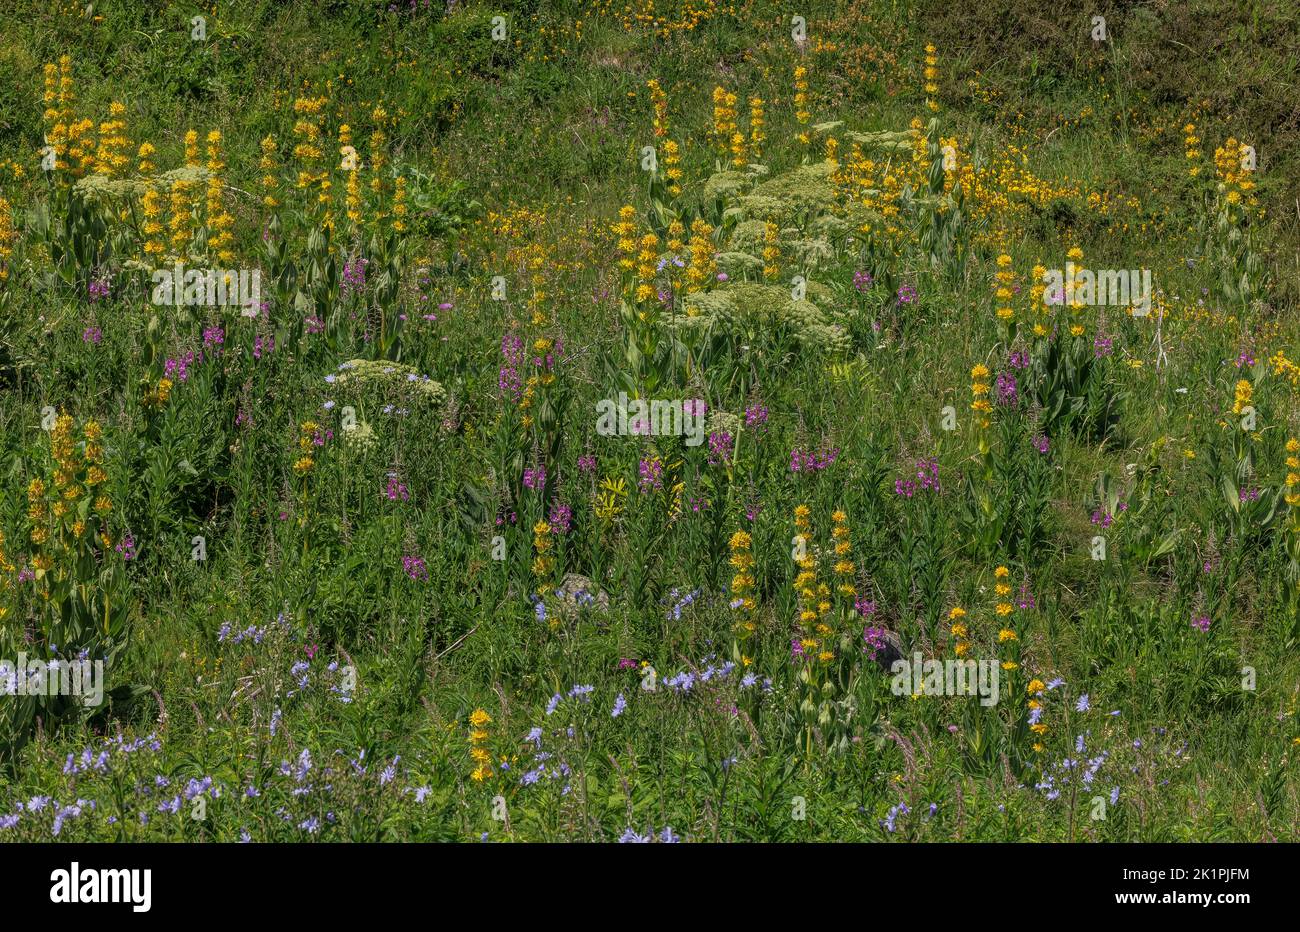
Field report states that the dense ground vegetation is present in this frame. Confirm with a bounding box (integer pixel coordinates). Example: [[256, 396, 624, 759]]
[[0, 0, 1297, 841]]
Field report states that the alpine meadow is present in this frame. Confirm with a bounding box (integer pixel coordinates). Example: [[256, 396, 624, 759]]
[[0, 0, 1298, 845]]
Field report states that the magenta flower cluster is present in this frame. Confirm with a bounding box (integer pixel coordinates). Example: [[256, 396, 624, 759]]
[[789, 447, 838, 473]]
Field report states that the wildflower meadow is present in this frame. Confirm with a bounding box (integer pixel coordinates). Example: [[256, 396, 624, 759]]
[[0, 0, 1297, 865]]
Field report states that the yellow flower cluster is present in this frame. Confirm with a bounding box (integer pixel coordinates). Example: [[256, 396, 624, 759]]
[[831, 510, 855, 602], [748, 97, 765, 161], [1027, 678, 1047, 750], [648, 78, 670, 140], [1, 157, 27, 183], [1232, 378, 1252, 416], [797, 507, 834, 651], [685, 218, 715, 292], [293, 421, 318, 476], [948, 606, 969, 656], [728, 529, 756, 634], [369, 105, 390, 221], [0, 528, 14, 622], [532, 520, 554, 595], [340, 124, 362, 226], [832, 142, 915, 243], [1213, 137, 1256, 209], [0, 195, 14, 281], [41, 60, 63, 165], [293, 95, 331, 225], [391, 176, 407, 234], [970, 363, 992, 428], [994, 565, 1014, 619], [143, 377, 173, 409], [1183, 123, 1201, 178], [1066, 245, 1086, 336], [1285, 438, 1300, 509], [259, 135, 281, 210], [661, 139, 682, 196], [168, 172, 198, 262], [42, 57, 92, 176], [469, 708, 494, 783], [292, 95, 327, 165], [994, 565, 1019, 670], [26, 414, 111, 573], [824, 135, 839, 171], [140, 184, 164, 257], [612, 204, 637, 274], [959, 140, 1083, 251], [636, 230, 660, 303], [615, 0, 722, 38], [647, 79, 684, 196], [793, 66, 810, 145], [1269, 350, 1300, 389], [994, 253, 1015, 322], [92, 101, 131, 177], [516, 238, 555, 328], [666, 218, 684, 254], [793, 503, 817, 621], [711, 86, 739, 161], [761, 221, 780, 280], [923, 43, 939, 112], [206, 131, 236, 264]]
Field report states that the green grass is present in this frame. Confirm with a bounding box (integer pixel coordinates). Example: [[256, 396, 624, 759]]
[[0, 0, 1296, 842]]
